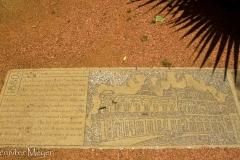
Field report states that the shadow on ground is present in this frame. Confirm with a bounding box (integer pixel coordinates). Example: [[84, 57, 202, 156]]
[[130, 0, 240, 83]]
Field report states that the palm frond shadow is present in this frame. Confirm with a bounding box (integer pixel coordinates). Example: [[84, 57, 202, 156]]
[[131, 0, 240, 83]]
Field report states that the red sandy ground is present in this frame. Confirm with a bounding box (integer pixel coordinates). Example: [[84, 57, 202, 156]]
[[0, 0, 240, 159]]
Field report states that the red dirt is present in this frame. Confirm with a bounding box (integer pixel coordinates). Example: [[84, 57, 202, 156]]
[[0, 0, 240, 159]]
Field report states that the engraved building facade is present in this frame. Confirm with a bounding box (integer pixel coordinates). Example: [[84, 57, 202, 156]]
[[91, 80, 234, 144]]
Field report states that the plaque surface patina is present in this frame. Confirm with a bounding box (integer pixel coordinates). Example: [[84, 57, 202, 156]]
[[0, 68, 239, 148]]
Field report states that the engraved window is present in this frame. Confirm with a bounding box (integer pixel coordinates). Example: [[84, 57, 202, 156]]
[[134, 103, 140, 111], [157, 120, 162, 133], [197, 122, 204, 132], [166, 105, 171, 113], [178, 102, 184, 112], [125, 121, 134, 137], [163, 119, 168, 130], [171, 120, 175, 130], [182, 117, 189, 132], [207, 105, 214, 113], [219, 105, 228, 114], [158, 104, 163, 113], [217, 123, 225, 133], [189, 91, 196, 99], [182, 122, 189, 132], [173, 105, 179, 112], [113, 122, 119, 138], [197, 92, 202, 99], [144, 103, 150, 112], [116, 102, 122, 112], [213, 105, 220, 112], [224, 118, 233, 131], [105, 121, 112, 139], [153, 104, 158, 112], [188, 122, 196, 132], [176, 120, 182, 131], [178, 93, 186, 99], [198, 104, 206, 113], [118, 122, 123, 137], [129, 121, 134, 136], [113, 122, 123, 138], [124, 102, 131, 112], [195, 92, 200, 100], [136, 121, 144, 135], [162, 104, 167, 113], [185, 103, 192, 114], [171, 119, 181, 131], [204, 122, 211, 132], [168, 104, 175, 113], [211, 122, 218, 132], [192, 102, 200, 113], [125, 122, 130, 137], [199, 91, 207, 100], [188, 117, 197, 132], [147, 120, 154, 134]]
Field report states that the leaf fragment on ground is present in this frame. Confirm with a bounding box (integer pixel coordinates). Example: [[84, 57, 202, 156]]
[[155, 15, 165, 22]]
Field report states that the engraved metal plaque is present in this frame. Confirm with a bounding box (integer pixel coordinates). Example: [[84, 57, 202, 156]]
[[0, 68, 239, 148]]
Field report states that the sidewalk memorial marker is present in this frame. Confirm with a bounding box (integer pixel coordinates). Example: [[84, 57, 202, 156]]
[[0, 68, 239, 148]]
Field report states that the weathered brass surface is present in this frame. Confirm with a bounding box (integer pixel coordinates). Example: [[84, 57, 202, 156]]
[[0, 68, 239, 148]]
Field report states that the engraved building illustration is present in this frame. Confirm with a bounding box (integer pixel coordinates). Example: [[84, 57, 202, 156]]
[[90, 78, 235, 145]]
